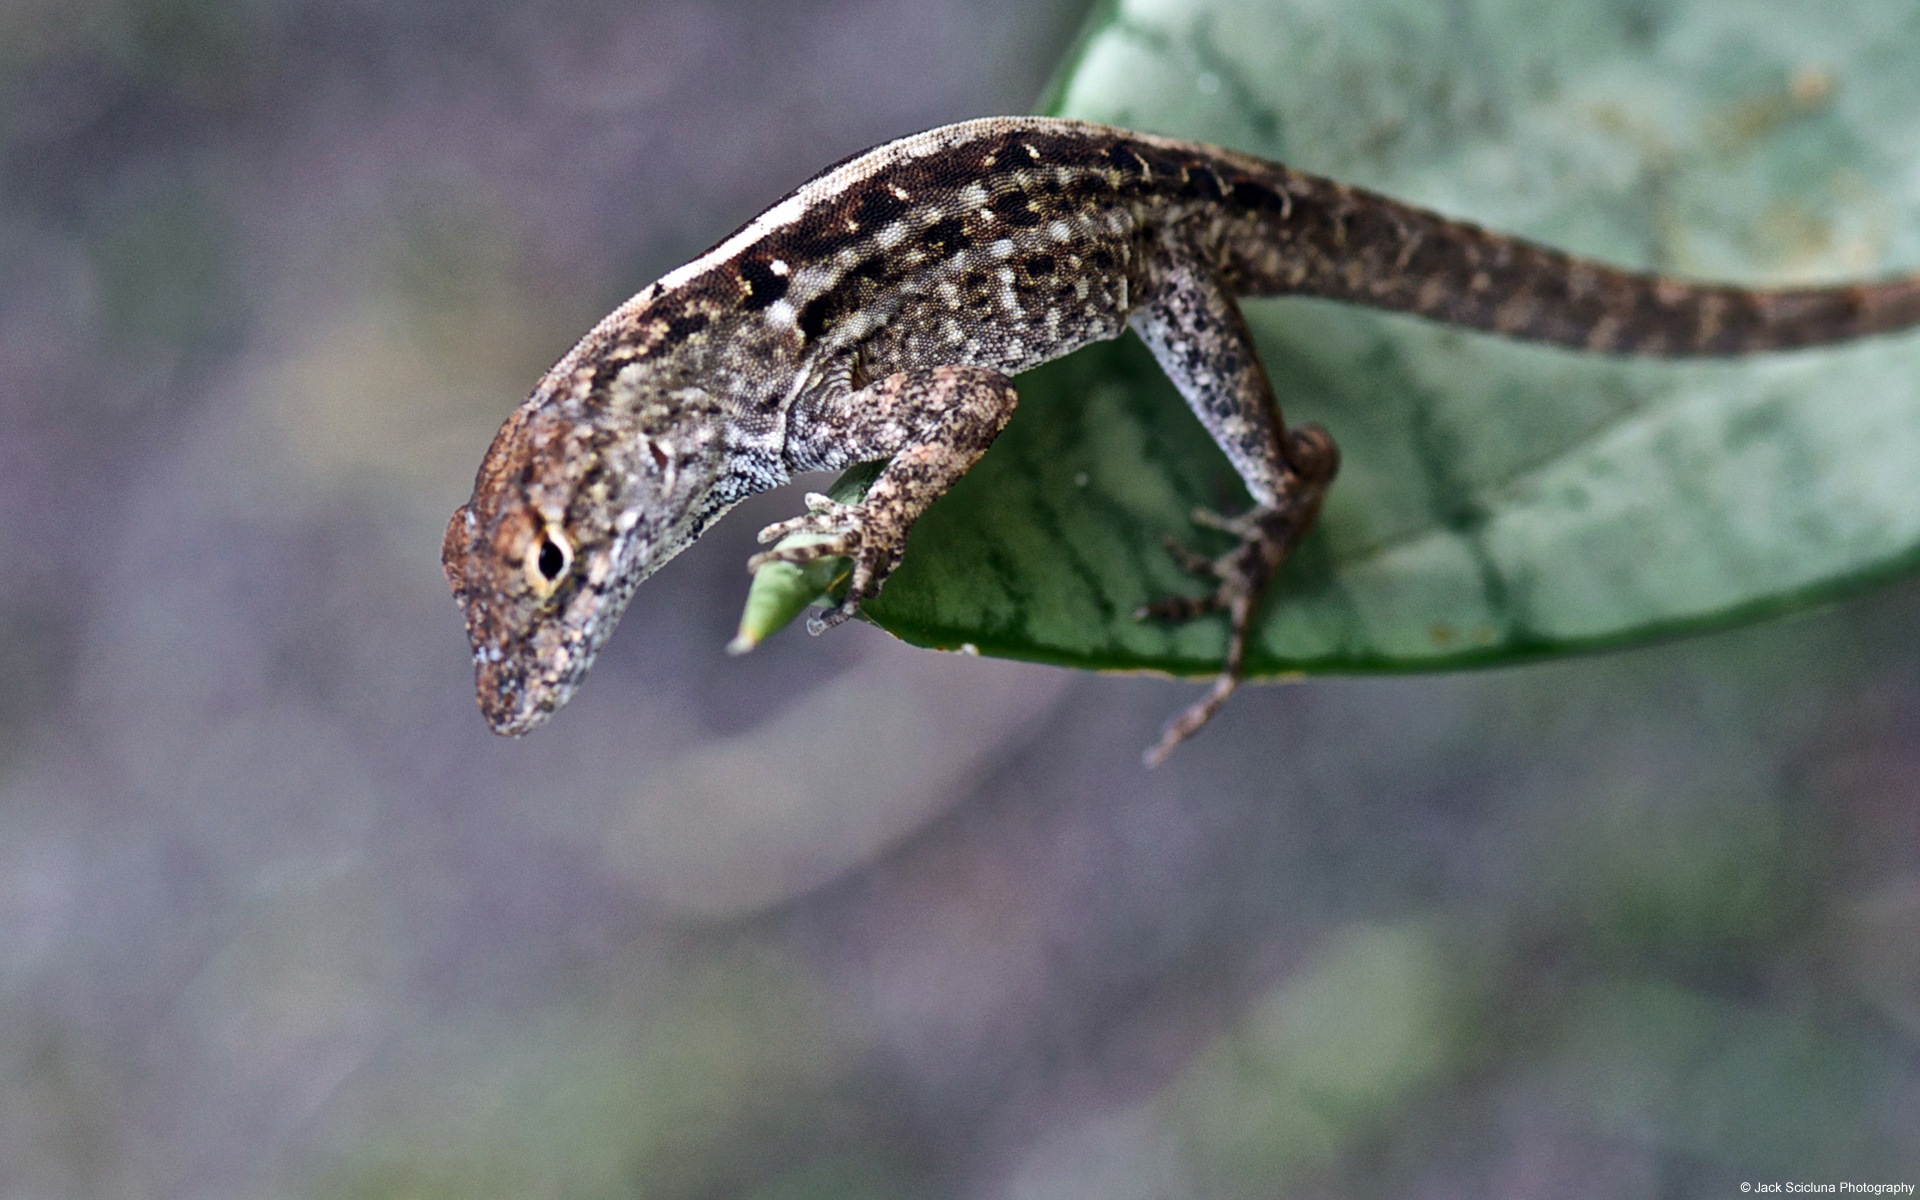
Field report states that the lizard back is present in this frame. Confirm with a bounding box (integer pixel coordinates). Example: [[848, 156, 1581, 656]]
[[577, 116, 1920, 389]]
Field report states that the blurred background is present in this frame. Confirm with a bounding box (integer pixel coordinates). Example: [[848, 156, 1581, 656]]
[[3, 0, 1919, 1196]]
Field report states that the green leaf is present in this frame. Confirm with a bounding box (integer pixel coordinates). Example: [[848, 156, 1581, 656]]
[[748, 0, 1920, 677]]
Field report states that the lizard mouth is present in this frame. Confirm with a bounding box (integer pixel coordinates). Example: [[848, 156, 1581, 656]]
[[474, 654, 567, 737]]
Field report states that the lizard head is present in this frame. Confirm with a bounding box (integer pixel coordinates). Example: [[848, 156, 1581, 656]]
[[442, 356, 732, 736]]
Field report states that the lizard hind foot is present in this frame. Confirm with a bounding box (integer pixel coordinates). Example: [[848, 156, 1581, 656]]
[[1138, 439, 1339, 767], [1139, 555, 1259, 767]]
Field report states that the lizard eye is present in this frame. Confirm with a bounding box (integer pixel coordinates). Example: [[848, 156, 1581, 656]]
[[524, 524, 573, 594]]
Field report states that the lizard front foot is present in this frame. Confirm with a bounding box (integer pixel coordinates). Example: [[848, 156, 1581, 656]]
[[1137, 424, 1339, 766], [748, 492, 905, 633]]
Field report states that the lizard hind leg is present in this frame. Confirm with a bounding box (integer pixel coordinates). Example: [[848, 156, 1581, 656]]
[[752, 364, 1021, 630], [1129, 258, 1342, 766]]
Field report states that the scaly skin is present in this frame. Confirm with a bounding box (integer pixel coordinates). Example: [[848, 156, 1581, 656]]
[[442, 117, 1920, 761]]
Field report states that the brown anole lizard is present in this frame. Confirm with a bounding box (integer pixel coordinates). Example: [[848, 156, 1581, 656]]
[[442, 117, 1920, 764]]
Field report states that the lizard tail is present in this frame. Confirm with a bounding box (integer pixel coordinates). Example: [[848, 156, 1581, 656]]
[[1229, 171, 1920, 357]]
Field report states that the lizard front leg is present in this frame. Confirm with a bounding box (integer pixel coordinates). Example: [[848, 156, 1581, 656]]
[[753, 364, 1020, 631], [1130, 256, 1341, 766]]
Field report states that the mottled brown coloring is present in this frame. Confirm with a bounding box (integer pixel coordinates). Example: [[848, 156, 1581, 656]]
[[444, 117, 1920, 761]]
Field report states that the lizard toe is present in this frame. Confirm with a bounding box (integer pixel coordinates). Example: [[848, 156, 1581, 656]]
[[1135, 591, 1226, 622], [806, 597, 863, 634], [1159, 533, 1222, 579], [747, 532, 859, 572]]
